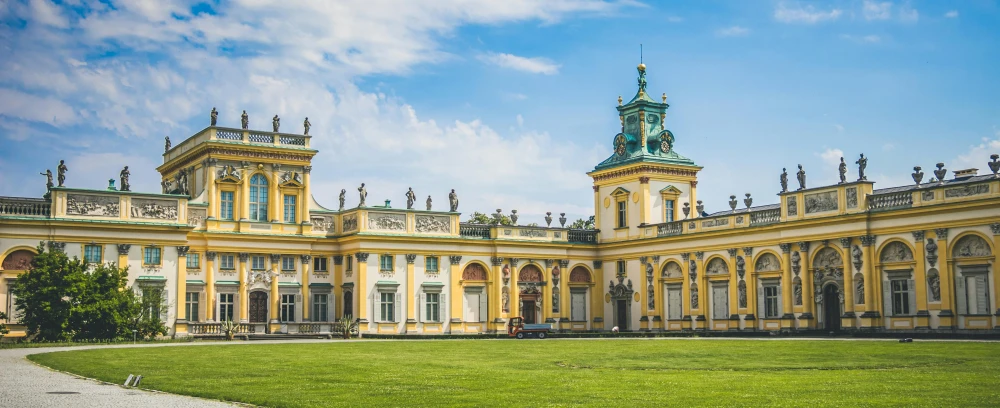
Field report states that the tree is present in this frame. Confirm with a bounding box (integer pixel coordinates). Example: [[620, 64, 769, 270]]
[[0, 311, 9, 340], [12, 244, 87, 341], [569, 216, 596, 229], [467, 211, 512, 226]]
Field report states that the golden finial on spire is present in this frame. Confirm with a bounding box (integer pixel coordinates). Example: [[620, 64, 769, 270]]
[[662, 93, 667, 103], [618, 95, 622, 106]]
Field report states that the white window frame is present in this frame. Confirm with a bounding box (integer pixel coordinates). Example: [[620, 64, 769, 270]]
[[313, 257, 328, 272], [281, 256, 296, 271], [186, 253, 200, 269], [312, 293, 329, 322], [218, 293, 236, 322], [664, 199, 675, 223], [220, 254, 235, 270], [252, 255, 266, 270], [283, 194, 297, 223], [280, 294, 296, 322], [84, 244, 102, 264], [185, 292, 200, 322], [220, 191, 234, 220]]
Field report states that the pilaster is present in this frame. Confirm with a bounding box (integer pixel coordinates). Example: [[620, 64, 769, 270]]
[[992, 224, 1000, 328], [116, 244, 131, 270], [840, 238, 856, 329], [301, 255, 312, 321], [356, 253, 370, 326], [592, 260, 604, 330], [206, 158, 218, 219], [510, 258, 520, 319], [743, 247, 757, 329], [238, 252, 249, 323], [639, 177, 651, 224], [239, 167, 250, 221], [449, 255, 462, 332], [300, 166, 312, 227], [175, 246, 190, 337], [779, 243, 795, 327], [859, 235, 881, 327], [205, 251, 216, 321], [934, 228, 954, 329], [912, 231, 930, 329], [798, 242, 814, 328], [727, 249, 739, 330], [269, 254, 280, 331], [694, 251, 706, 329], [405, 254, 417, 332], [332, 255, 344, 318], [680, 253, 692, 330], [491, 256, 505, 331]]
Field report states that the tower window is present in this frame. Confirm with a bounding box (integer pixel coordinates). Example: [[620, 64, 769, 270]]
[[249, 174, 268, 222], [617, 201, 627, 228]]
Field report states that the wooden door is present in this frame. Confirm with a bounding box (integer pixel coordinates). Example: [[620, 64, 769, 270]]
[[522, 300, 536, 324], [616, 299, 628, 330], [823, 285, 841, 331], [249, 291, 268, 323]]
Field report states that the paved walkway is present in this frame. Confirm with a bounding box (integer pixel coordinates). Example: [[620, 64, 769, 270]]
[[0, 336, 991, 407]]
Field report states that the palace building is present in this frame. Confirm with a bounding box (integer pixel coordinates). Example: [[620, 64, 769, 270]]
[[2, 64, 1000, 337]]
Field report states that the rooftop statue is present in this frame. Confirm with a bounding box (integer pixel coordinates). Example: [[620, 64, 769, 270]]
[[210, 107, 218, 126], [120, 166, 131, 192], [57, 160, 68, 187], [303, 117, 311, 135], [241, 110, 249, 130], [426, 195, 432, 211], [406, 187, 416, 209], [164, 136, 171, 153], [838, 157, 847, 184], [856, 153, 868, 181], [358, 183, 367, 207], [780, 168, 788, 193], [796, 164, 806, 190], [338, 189, 346, 211], [449, 189, 459, 212], [272, 115, 280, 132], [40, 169, 53, 190]]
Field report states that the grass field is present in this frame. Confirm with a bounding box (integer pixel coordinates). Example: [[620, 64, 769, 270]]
[[28, 339, 1000, 407]]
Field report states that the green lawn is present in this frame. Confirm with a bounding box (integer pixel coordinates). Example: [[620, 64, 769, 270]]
[[28, 339, 1000, 407]]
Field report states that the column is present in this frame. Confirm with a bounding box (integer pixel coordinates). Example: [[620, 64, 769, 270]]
[[592, 261, 605, 330], [175, 246, 190, 336], [913, 231, 930, 329], [301, 255, 312, 321], [269, 254, 280, 328], [697, 252, 708, 329], [992, 224, 1000, 329], [448, 256, 462, 332], [491, 257, 504, 331], [727, 249, 739, 330], [205, 252, 216, 321], [798, 242, 814, 328], [690, 181, 698, 218], [238, 253, 249, 322], [543, 260, 554, 324], [639, 177, 651, 224], [510, 259, 520, 319], [653, 257, 664, 325], [239, 169, 250, 221], [560, 260, 571, 330], [332, 255, 343, 318], [356, 253, 369, 326], [270, 164, 281, 222], [680, 254, 692, 330], [743, 247, 757, 329], [300, 166, 312, 226], [592, 186, 601, 233], [779, 243, 794, 328], [934, 228, 954, 329], [840, 238, 856, 329], [117, 244, 131, 270], [859, 234, 880, 327], [405, 254, 416, 332], [206, 158, 218, 219]]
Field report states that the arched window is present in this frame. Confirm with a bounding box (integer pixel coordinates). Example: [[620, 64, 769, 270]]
[[249, 174, 268, 222]]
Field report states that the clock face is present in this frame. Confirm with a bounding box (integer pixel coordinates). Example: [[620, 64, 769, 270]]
[[614, 134, 626, 156]]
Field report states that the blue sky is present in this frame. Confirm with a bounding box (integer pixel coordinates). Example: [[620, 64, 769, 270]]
[[1, 0, 998, 224]]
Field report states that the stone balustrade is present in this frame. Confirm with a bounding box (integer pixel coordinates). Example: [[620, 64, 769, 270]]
[[163, 126, 312, 164], [0, 197, 51, 217]]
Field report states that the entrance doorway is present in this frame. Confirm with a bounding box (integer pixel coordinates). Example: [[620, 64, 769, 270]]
[[615, 299, 628, 330], [343, 291, 353, 318], [249, 291, 268, 323], [522, 300, 537, 324], [823, 284, 841, 331]]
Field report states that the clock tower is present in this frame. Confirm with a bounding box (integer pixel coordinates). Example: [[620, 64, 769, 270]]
[[588, 64, 702, 242]]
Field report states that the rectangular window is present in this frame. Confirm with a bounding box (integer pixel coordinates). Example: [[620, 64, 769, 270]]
[[282, 256, 295, 271], [220, 191, 234, 220], [380, 254, 394, 272], [283, 195, 297, 223], [425, 293, 440, 322], [571, 291, 586, 321], [617, 201, 627, 228], [186, 253, 200, 269], [185, 292, 199, 322], [83, 244, 102, 264], [220, 255, 235, 270], [664, 200, 675, 223], [667, 286, 682, 319], [346, 256, 353, 271], [964, 275, 989, 315], [6, 284, 21, 322], [313, 257, 328, 272], [425, 256, 439, 273], [891, 279, 911, 315], [280, 294, 296, 322], [313, 294, 329, 322], [219, 293, 235, 321], [143, 247, 161, 265], [252, 255, 266, 270], [764, 286, 780, 318], [617, 260, 626, 277], [380, 292, 395, 322], [712, 285, 728, 320]]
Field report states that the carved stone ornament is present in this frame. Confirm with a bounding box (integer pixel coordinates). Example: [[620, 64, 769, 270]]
[[449, 255, 463, 265], [912, 166, 924, 186], [728, 195, 737, 212], [945, 184, 990, 198], [744, 193, 753, 210], [132, 199, 179, 220], [860, 234, 877, 247], [738, 281, 747, 308], [248, 269, 273, 286], [990, 154, 1000, 177], [358, 183, 367, 207], [787, 196, 798, 217], [205, 251, 217, 261], [188, 208, 206, 227], [238, 252, 249, 262], [415, 215, 450, 234], [933, 163, 947, 184], [953, 235, 991, 258], [755, 253, 780, 272], [683, 202, 690, 218], [804, 191, 838, 215], [559, 213, 567, 227], [855, 274, 865, 303], [279, 171, 303, 186], [117, 244, 131, 255], [663, 262, 681, 278], [67, 194, 120, 217], [559, 259, 570, 268], [217, 164, 242, 182], [912, 230, 925, 242], [690, 283, 699, 309], [2, 249, 34, 270], [846, 188, 858, 209], [793, 281, 803, 305], [176, 246, 190, 257], [851, 245, 863, 272], [840, 237, 852, 248], [593, 260, 603, 269], [779, 243, 792, 254], [935, 228, 949, 240], [742, 247, 753, 256], [332, 255, 344, 265], [342, 214, 358, 231], [727, 248, 738, 257], [791, 251, 801, 276], [696, 200, 704, 216], [355, 252, 370, 262], [706, 258, 728, 275], [311, 216, 334, 232], [879, 241, 914, 263], [510, 210, 518, 225], [688, 260, 697, 281], [518, 264, 543, 282], [736, 256, 746, 280], [405, 254, 417, 264], [927, 269, 941, 302], [449, 189, 459, 212]]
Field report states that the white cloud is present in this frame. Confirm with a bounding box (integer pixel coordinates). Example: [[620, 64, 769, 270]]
[[666, 16, 683, 23], [478, 52, 560, 75], [30, 0, 69, 29], [819, 148, 845, 167], [951, 130, 1000, 173], [774, 3, 842, 24], [944, 10, 959, 18], [863, 0, 893, 20], [899, 4, 919, 22], [0, 0, 620, 222], [834, 124, 845, 132], [841, 34, 882, 44], [516, 114, 524, 127], [716, 26, 750, 37]]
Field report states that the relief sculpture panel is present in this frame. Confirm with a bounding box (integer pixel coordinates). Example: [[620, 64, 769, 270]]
[[945, 184, 989, 198], [804, 191, 838, 214], [368, 212, 406, 231], [415, 215, 450, 234], [131, 198, 179, 220], [66, 194, 120, 217]]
